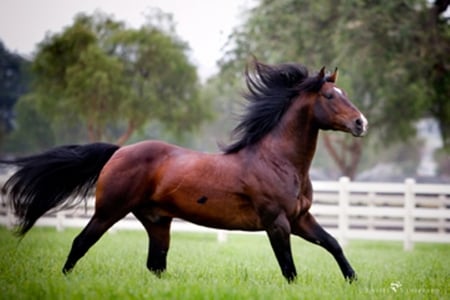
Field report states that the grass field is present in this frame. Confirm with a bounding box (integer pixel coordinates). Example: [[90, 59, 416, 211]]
[[0, 226, 448, 300]]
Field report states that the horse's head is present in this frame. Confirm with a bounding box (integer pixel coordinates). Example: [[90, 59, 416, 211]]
[[222, 60, 368, 154], [311, 67, 368, 137]]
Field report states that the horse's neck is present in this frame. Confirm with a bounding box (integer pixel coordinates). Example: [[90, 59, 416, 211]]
[[261, 105, 319, 176], [283, 124, 319, 176]]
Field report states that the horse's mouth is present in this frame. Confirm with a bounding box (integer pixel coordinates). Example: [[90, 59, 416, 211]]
[[352, 129, 368, 137]]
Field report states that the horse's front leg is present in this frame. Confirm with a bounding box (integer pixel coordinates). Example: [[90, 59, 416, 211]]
[[292, 212, 356, 282], [265, 213, 297, 282]]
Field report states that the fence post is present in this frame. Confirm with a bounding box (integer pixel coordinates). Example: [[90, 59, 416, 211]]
[[217, 230, 227, 243], [2, 172, 15, 229], [338, 177, 350, 247], [404, 178, 415, 251], [56, 211, 64, 232], [367, 191, 375, 231], [438, 194, 445, 234], [6, 203, 14, 229]]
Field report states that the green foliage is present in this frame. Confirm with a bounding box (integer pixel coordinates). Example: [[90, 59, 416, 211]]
[[0, 227, 448, 299], [1, 97, 55, 154], [65, 44, 126, 141], [110, 24, 210, 135], [435, 147, 450, 177], [0, 42, 30, 153], [193, 74, 245, 151], [27, 11, 210, 145]]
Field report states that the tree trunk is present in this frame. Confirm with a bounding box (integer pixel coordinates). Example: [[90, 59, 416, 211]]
[[87, 122, 96, 142], [115, 120, 136, 146], [322, 133, 363, 180], [87, 120, 103, 142]]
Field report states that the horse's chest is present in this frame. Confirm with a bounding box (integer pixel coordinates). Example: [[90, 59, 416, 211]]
[[251, 171, 302, 214], [281, 178, 313, 218]]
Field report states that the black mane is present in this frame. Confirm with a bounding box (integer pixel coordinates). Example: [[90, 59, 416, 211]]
[[223, 59, 325, 154]]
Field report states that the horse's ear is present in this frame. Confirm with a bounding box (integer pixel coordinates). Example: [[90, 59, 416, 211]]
[[318, 66, 326, 79], [328, 67, 338, 83]]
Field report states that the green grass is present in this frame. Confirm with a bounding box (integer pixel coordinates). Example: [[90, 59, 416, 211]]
[[0, 226, 448, 300]]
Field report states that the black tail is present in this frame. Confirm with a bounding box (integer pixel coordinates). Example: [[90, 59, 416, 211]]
[[1, 143, 120, 236]]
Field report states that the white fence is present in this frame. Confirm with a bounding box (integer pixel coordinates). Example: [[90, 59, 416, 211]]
[[311, 177, 449, 250], [1, 177, 449, 250]]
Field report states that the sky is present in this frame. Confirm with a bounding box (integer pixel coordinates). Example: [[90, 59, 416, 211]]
[[0, 0, 255, 80]]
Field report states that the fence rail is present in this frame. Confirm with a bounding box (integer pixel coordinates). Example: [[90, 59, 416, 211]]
[[1, 177, 449, 250]]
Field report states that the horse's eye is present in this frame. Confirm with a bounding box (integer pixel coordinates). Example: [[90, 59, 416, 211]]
[[323, 92, 333, 100]]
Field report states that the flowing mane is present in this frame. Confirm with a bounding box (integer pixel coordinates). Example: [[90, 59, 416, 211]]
[[223, 60, 325, 154]]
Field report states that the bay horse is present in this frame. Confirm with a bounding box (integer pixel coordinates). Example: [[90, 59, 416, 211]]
[[1, 59, 368, 283]]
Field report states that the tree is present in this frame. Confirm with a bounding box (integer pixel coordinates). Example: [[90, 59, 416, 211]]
[[109, 19, 210, 145], [423, 0, 450, 150], [1, 97, 55, 155], [0, 41, 30, 152], [28, 11, 210, 145], [30, 13, 124, 143], [219, 0, 449, 178]]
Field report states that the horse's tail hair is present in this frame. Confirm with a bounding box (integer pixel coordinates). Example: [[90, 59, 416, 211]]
[[1, 143, 120, 236]]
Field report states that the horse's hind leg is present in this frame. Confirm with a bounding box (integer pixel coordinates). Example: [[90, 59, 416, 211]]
[[62, 211, 128, 274], [133, 211, 172, 276]]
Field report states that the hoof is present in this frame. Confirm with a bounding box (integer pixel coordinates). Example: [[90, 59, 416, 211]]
[[346, 273, 358, 283], [62, 263, 74, 275], [62, 267, 72, 275], [149, 267, 166, 278]]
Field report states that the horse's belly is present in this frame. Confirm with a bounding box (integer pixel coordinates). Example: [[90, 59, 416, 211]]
[[150, 152, 263, 230], [156, 192, 263, 231], [180, 206, 263, 231]]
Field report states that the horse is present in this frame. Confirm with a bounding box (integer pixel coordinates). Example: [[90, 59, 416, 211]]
[[1, 59, 368, 283]]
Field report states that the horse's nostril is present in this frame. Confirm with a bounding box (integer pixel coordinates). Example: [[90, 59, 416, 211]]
[[355, 118, 363, 127]]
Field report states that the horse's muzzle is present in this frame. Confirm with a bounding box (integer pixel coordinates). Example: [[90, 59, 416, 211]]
[[351, 114, 368, 137]]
